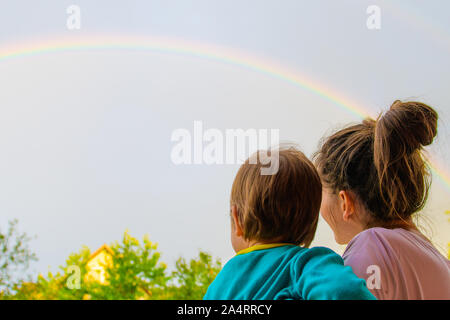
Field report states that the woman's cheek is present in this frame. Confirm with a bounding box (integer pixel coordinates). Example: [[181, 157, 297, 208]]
[[320, 194, 332, 222], [321, 196, 340, 230], [319, 205, 331, 226]]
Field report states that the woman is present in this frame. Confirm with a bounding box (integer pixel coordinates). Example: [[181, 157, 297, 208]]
[[314, 100, 450, 299]]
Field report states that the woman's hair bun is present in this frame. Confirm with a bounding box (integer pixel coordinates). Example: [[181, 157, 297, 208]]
[[375, 100, 438, 153]]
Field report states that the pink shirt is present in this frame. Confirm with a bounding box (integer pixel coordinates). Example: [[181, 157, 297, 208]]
[[342, 227, 450, 300]]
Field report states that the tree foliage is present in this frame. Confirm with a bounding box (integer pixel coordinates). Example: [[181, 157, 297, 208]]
[[0, 219, 37, 295], [2, 230, 221, 300], [169, 251, 222, 300]]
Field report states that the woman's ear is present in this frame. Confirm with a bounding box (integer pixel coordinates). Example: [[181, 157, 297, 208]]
[[338, 190, 356, 222], [231, 205, 244, 237]]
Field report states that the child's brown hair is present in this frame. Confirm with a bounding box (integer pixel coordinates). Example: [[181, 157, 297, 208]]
[[230, 147, 322, 247], [314, 100, 438, 227]]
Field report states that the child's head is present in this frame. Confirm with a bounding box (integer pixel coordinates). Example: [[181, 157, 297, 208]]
[[229, 147, 322, 252]]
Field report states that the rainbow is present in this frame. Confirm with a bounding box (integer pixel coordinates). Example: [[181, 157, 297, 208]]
[[0, 34, 449, 192], [381, 0, 450, 52]]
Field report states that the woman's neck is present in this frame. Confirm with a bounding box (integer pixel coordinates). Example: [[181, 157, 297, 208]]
[[366, 217, 417, 231]]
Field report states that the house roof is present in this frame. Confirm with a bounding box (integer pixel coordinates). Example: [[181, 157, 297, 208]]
[[88, 243, 114, 261]]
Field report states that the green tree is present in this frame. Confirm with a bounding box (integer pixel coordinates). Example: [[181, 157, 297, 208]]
[[8, 246, 91, 300], [89, 231, 168, 300], [5, 231, 221, 300], [169, 251, 222, 300], [0, 220, 37, 295]]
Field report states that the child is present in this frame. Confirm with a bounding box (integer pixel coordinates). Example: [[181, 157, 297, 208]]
[[203, 147, 375, 300]]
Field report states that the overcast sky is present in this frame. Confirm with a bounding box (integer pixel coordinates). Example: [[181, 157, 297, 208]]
[[0, 0, 449, 276]]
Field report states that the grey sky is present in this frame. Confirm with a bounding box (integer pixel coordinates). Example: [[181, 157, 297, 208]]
[[0, 1, 449, 275]]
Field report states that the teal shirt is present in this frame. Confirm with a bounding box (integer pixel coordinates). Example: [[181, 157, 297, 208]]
[[204, 244, 376, 300]]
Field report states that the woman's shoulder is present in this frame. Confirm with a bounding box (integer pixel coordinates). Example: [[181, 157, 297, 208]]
[[343, 226, 449, 280], [343, 228, 389, 265], [343, 227, 450, 299], [351, 226, 409, 239], [346, 226, 430, 250]]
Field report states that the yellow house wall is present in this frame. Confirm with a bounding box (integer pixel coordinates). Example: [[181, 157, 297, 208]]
[[85, 250, 113, 285]]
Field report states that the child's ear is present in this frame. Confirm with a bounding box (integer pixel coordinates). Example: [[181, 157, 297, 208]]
[[231, 205, 244, 237], [338, 190, 355, 222]]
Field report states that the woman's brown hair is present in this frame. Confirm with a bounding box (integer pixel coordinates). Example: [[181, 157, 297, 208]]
[[314, 100, 438, 227]]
